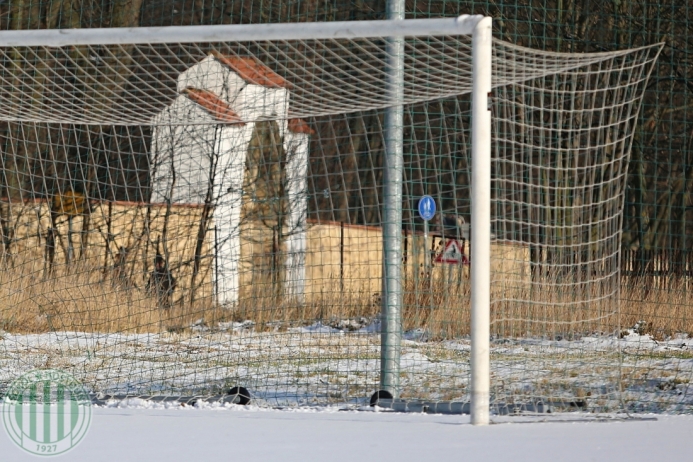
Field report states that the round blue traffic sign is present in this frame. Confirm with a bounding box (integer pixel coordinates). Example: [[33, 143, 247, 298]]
[[418, 195, 436, 221]]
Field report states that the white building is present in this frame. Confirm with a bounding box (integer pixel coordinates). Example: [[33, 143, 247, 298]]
[[151, 53, 312, 305]]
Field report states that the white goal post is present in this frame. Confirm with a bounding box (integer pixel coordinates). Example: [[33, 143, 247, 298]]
[[0, 17, 662, 422], [470, 16, 492, 425]]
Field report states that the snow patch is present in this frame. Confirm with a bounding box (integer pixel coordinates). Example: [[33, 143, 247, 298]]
[[400, 352, 430, 367], [289, 322, 343, 334]]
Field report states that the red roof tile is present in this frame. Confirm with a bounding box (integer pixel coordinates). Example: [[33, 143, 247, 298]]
[[183, 88, 245, 125], [210, 52, 291, 89], [288, 118, 315, 135]]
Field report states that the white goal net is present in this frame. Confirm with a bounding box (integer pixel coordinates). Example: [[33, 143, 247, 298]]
[[0, 17, 665, 413]]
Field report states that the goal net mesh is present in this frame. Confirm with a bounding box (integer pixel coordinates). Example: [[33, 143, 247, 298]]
[[0, 31, 664, 411]]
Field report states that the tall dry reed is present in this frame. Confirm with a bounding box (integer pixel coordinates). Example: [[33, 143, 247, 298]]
[[1, 256, 691, 339]]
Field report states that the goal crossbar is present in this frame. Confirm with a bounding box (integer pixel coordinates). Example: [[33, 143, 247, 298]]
[[0, 15, 485, 47]]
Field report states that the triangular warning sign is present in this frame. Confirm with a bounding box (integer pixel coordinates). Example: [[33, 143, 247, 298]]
[[434, 239, 469, 265]]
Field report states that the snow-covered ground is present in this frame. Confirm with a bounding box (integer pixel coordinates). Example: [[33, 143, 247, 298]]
[[1, 324, 692, 412], [1, 324, 692, 460], [1, 403, 692, 461]]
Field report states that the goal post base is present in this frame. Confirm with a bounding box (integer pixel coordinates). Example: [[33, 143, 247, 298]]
[[371, 398, 589, 415], [369, 390, 394, 407], [90, 389, 252, 407]]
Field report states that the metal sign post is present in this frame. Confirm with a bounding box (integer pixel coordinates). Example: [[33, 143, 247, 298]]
[[380, 0, 406, 400], [418, 195, 436, 270]]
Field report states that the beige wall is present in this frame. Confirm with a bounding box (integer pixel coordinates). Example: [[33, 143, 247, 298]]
[[3, 202, 529, 305], [235, 221, 530, 302], [4, 200, 213, 302], [304, 223, 384, 296]]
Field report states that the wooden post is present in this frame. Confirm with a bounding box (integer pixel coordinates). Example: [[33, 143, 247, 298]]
[[340, 221, 344, 293]]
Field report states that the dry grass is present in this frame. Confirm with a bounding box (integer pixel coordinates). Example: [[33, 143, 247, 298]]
[[0, 258, 222, 334], [231, 282, 381, 331], [620, 277, 693, 339], [1, 249, 692, 339], [402, 268, 622, 340]]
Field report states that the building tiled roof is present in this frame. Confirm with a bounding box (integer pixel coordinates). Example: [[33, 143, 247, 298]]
[[183, 88, 245, 125], [210, 52, 291, 89], [288, 118, 315, 135]]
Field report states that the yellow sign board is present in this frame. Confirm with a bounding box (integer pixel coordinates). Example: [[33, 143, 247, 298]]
[[52, 190, 86, 216]]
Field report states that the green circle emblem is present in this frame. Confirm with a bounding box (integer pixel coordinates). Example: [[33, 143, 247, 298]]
[[2, 369, 92, 456]]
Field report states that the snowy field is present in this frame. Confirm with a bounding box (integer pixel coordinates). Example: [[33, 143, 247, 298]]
[[1, 325, 693, 460], [1, 324, 692, 412], [1, 403, 693, 461]]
